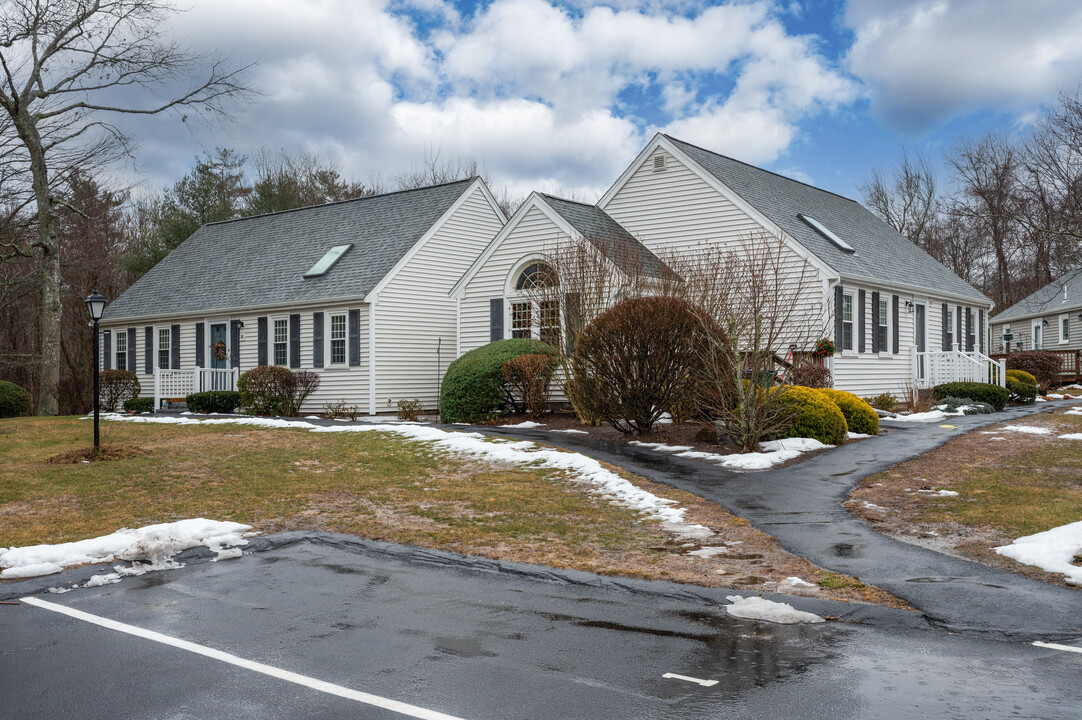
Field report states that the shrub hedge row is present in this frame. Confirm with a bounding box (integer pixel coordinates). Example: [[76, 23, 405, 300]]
[[123, 397, 155, 413], [186, 391, 241, 414], [931, 382, 1009, 411]]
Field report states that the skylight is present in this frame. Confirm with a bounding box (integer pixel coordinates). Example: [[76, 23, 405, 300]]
[[304, 244, 352, 278], [798, 214, 855, 253]]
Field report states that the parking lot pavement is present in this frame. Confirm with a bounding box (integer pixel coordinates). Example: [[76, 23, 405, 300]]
[[3, 535, 1081, 720]]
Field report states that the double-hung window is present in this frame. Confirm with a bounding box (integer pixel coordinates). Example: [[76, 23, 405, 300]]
[[945, 307, 954, 348], [877, 297, 889, 353], [158, 328, 170, 369], [330, 314, 347, 364], [273, 319, 288, 366], [115, 332, 127, 370], [841, 294, 854, 351], [511, 302, 532, 339]]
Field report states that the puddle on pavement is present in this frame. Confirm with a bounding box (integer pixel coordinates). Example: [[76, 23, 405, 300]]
[[435, 636, 498, 658], [832, 542, 858, 557]]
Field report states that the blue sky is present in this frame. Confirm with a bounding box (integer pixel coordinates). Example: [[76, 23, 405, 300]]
[[120, 0, 1082, 204]]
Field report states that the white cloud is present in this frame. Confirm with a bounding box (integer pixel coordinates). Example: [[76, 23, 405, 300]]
[[844, 0, 1082, 130]]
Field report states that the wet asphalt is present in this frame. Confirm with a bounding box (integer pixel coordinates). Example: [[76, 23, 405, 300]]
[[471, 401, 1082, 641], [4, 535, 1082, 720]]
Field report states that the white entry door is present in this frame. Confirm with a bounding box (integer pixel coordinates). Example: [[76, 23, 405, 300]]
[[1032, 321, 1043, 350]]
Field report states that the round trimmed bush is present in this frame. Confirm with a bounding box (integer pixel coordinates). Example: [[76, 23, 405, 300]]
[[186, 391, 241, 414], [123, 397, 155, 414], [1006, 369, 1037, 386], [0, 381, 32, 418], [931, 382, 1009, 412], [1005, 369, 1038, 404], [774, 386, 848, 445], [818, 388, 879, 435], [440, 339, 557, 423]]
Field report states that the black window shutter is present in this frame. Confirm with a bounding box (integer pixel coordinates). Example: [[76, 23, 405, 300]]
[[978, 309, 985, 353], [195, 323, 205, 367], [834, 286, 844, 348], [230, 320, 241, 369], [144, 326, 153, 374], [103, 330, 112, 370], [857, 289, 866, 353], [312, 312, 324, 368], [170, 325, 181, 369], [490, 298, 504, 342], [892, 295, 899, 355], [957, 306, 962, 349], [348, 309, 361, 366], [289, 314, 301, 369], [941, 303, 949, 351], [965, 308, 973, 352], [257, 317, 268, 366], [563, 292, 582, 356], [871, 291, 880, 353], [127, 327, 137, 373]]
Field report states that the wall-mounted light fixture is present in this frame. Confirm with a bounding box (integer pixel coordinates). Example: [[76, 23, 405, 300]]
[[904, 300, 914, 312]]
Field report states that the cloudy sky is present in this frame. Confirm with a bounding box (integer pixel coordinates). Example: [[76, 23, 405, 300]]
[[119, 0, 1082, 203]]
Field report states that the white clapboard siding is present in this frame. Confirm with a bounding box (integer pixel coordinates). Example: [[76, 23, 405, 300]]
[[831, 284, 917, 398], [374, 184, 505, 411], [459, 205, 571, 354]]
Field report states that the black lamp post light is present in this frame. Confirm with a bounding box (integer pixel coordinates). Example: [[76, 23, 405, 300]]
[[85, 290, 107, 450]]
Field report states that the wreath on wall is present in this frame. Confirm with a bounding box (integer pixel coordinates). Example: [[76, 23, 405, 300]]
[[212, 340, 228, 361], [812, 338, 836, 358]]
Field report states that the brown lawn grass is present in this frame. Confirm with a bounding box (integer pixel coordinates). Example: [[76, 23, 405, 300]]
[[0, 416, 901, 606]]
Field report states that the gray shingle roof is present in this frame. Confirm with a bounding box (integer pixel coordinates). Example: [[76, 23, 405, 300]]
[[664, 136, 990, 304], [539, 194, 669, 279], [104, 179, 476, 321], [990, 268, 1082, 323]]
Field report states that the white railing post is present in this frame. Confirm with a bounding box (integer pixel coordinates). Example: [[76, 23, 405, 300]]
[[998, 358, 1007, 387], [154, 369, 160, 411]]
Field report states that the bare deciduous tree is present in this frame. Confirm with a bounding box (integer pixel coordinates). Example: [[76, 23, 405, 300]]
[[860, 148, 940, 252], [0, 0, 250, 414]]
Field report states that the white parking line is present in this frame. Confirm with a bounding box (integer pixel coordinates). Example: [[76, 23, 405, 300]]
[[661, 672, 718, 687], [1033, 641, 1082, 655], [21, 596, 468, 720]]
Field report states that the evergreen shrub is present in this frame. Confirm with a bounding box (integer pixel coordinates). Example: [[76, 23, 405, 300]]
[[931, 382, 1009, 411], [439, 339, 557, 423]]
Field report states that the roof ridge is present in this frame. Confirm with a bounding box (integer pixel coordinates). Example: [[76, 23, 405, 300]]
[[204, 176, 477, 227], [661, 134, 860, 205], [537, 193, 599, 210]]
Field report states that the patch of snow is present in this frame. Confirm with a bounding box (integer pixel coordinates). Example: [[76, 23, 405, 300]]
[[212, 547, 244, 561], [917, 489, 959, 497], [777, 576, 818, 592], [763, 438, 830, 453], [725, 595, 824, 624], [1059, 433, 1082, 440], [890, 410, 949, 422], [861, 501, 888, 512], [1035, 397, 1048, 403], [503, 421, 545, 428], [1047, 394, 1065, 399], [1065, 407, 1082, 416], [0, 519, 251, 579], [629, 441, 694, 452], [84, 572, 122, 587], [553, 429, 588, 434], [994, 521, 1082, 585], [687, 546, 728, 558], [1000, 425, 1053, 435], [47, 586, 72, 594], [847, 432, 872, 439], [1063, 384, 1082, 390], [304, 415, 323, 419], [986, 437, 1006, 441]]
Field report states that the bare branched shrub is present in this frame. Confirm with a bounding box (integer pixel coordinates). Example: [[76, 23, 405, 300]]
[[571, 296, 706, 434], [899, 381, 933, 413], [284, 370, 321, 417], [100, 370, 141, 412], [397, 399, 423, 421], [663, 234, 826, 452], [502, 353, 558, 420], [787, 364, 833, 389]]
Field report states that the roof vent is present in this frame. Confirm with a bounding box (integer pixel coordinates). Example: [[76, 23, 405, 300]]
[[304, 244, 352, 278], [798, 214, 855, 253], [652, 155, 666, 172]]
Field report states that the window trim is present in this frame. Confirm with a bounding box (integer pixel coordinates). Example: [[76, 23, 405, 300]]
[[328, 312, 348, 366], [272, 316, 290, 367], [876, 295, 891, 356], [115, 330, 128, 371], [1059, 314, 1070, 344], [840, 292, 854, 352], [157, 326, 171, 370], [1032, 319, 1044, 350], [945, 306, 954, 349]]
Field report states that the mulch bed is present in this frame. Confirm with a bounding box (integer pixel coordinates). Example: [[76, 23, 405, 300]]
[[46, 445, 148, 464]]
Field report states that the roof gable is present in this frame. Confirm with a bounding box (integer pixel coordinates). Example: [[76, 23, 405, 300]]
[[104, 179, 478, 321], [657, 135, 990, 304], [991, 268, 1082, 323]]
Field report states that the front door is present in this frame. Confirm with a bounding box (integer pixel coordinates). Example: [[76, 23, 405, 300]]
[[1032, 321, 1043, 350], [915, 303, 927, 381]]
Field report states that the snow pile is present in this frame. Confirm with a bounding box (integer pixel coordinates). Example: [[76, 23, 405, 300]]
[[890, 410, 949, 423], [725, 595, 824, 624], [503, 421, 545, 429], [687, 546, 728, 559], [553, 429, 588, 434], [1066, 407, 1082, 416], [100, 414, 715, 544], [777, 576, 818, 592], [0, 519, 251, 579], [917, 489, 959, 497], [847, 432, 872, 439], [629, 441, 694, 452], [1000, 425, 1053, 435], [631, 437, 831, 471], [1059, 433, 1082, 440], [994, 521, 1082, 585]]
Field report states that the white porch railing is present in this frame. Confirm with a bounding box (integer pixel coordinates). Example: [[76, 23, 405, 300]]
[[913, 344, 1006, 389], [154, 367, 239, 410]]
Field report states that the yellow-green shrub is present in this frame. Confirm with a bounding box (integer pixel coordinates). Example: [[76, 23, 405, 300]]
[[819, 388, 879, 435], [1006, 369, 1037, 386], [774, 386, 848, 445]]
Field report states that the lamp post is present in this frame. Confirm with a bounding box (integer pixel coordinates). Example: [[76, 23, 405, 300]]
[[85, 290, 107, 450]]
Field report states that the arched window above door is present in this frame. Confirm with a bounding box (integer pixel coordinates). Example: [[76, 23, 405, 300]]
[[514, 261, 557, 290]]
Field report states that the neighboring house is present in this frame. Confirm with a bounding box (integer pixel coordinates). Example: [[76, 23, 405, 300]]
[[99, 178, 506, 413], [989, 269, 1082, 380], [456, 134, 999, 397]]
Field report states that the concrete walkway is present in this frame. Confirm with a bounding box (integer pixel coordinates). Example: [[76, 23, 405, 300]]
[[474, 402, 1082, 641]]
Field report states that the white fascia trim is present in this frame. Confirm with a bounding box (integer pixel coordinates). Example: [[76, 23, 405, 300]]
[[450, 192, 558, 299], [990, 303, 1082, 326], [368, 178, 490, 303], [839, 273, 994, 308], [100, 296, 366, 326], [600, 133, 838, 283]]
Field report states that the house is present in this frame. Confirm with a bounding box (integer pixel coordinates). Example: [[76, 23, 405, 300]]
[[455, 134, 1000, 398], [99, 178, 506, 413], [989, 269, 1082, 381]]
